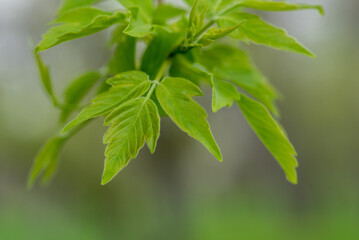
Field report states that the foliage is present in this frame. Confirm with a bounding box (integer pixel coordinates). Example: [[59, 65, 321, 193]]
[[29, 0, 323, 187]]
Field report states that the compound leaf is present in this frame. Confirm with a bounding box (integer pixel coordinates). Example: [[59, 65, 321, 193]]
[[237, 94, 298, 184], [35, 8, 126, 53], [63, 71, 151, 133], [102, 97, 160, 184], [217, 13, 314, 57], [156, 77, 222, 161]]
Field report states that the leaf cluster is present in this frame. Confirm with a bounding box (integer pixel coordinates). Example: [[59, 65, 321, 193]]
[[29, 0, 323, 187]]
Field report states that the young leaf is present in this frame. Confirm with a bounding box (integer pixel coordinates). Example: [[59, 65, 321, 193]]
[[60, 72, 101, 122], [153, 5, 186, 25], [217, 13, 314, 57], [237, 94, 298, 184], [34, 53, 59, 107], [197, 23, 242, 47], [141, 27, 185, 79], [35, 9, 126, 53], [109, 25, 137, 74], [196, 44, 279, 115], [28, 136, 66, 188], [63, 71, 151, 133], [221, 0, 324, 16], [212, 76, 241, 112], [156, 77, 222, 161], [117, 0, 154, 19], [102, 97, 160, 184], [123, 7, 153, 38]]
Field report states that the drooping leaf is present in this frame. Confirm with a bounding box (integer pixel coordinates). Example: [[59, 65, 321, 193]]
[[217, 13, 314, 57], [141, 26, 185, 79], [196, 44, 279, 115], [35, 8, 126, 53], [220, 0, 324, 15], [34, 53, 59, 107], [109, 25, 137, 74], [123, 7, 153, 38], [101, 97, 160, 184], [63, 71, 151, 133], [156, 77, 222, 161], [60, 72, 101, 122], [237, 94, 298, 184], [28, 136, 66, 188], [153, 4, 186, 25]]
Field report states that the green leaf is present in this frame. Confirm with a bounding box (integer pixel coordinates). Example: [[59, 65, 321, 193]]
[[237, 94, 298, 184], [53, 6, 110, 24], [141, 26, 185, 79], [117, 0, 154, 19], [212, 76, 240, 112], [217, 13, 314, 57], [109, 25, 137, 74], [34, 53, 59, 107], [185, 0, 208, 45], [35, 9, 126, 53], [156, 77, 222, 161], [153, 4, 186, 25], [101, 97, 160, 184], [197, 44, 279, 115], [58, 0, 100, 13], [63, 71, 151, 133], [123, 7, 153, 38], [28, 136, 66, 189], [169, 54, 212, 85], [61, 72, 101, 122], [221, 0, 324, 15]]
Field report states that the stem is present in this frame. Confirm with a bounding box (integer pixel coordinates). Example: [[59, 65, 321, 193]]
[[145, 59, 170, 100]]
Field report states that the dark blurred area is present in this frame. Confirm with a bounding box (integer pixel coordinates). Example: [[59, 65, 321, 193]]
[[1, 0, 358, 239]]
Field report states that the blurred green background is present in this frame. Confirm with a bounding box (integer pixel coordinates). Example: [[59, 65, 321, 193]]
[[1, 0, 358, 239]]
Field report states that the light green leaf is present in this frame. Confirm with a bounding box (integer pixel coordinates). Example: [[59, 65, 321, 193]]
[[221, 0, 324, 15], [169, 54, 212, 85], [58, 0, 100, 13], [53, 6, 110, 24], [153, 4, 186, 25], [61, 72, 101, 122], [63, 71, 151, 133], [185, 0, 208, 45], [123, 7, 153, 38], [101, 97, 160, 184], [34, 53, 59, 107], [217, 13, 314, 57], [35, 9, 126, 53], [141, 27, 185, 79], [28, 136, 66, 189], [156, 77, 222, 161], [237, 94, 298, 184], [197, 44, 279, 115], [212, 76, 240, 112], [117, 0, 154, 19], [109, 25, 137, 74]]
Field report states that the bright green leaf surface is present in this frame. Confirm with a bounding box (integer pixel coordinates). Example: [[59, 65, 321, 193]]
[[58, 0, 100, 13], [197, 44, 279, 115], [61, 72, 101, 122], [63, 71, 151, 133], [117, 0, 153, 20], [197, 23, 242, 47], [153, 4, 186, 25], [217, 13, 314, 57], [35, 9, 126, 53], [237, 94, 298, 184], [212, 76, 240, 112], [101, 97, 160, 184], [123, 7, 153, 38], [156, 77, 222, 161]]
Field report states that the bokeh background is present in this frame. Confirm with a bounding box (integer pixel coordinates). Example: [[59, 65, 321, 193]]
[[1, 0, 358, 239]]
